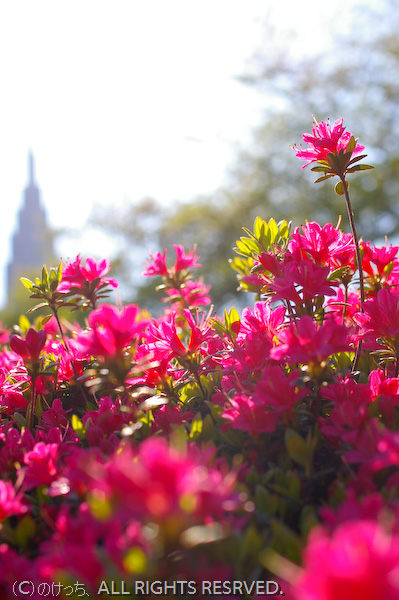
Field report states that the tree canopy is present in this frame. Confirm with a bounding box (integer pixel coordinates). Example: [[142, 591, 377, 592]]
[[91, 0, 399, 310]]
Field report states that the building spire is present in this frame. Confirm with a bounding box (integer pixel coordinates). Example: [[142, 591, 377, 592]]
[[7, 153, 55, 305], [28, 150, 35, 185]]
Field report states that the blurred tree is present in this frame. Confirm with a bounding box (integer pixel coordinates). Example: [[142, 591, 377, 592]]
[[90, 0, 399, 310]]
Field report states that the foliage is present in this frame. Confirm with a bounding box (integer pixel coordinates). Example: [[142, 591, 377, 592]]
[[1, 119, 399, 599]]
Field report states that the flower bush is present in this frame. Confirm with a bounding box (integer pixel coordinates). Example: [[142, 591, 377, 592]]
[[1, 119, 399, 599]]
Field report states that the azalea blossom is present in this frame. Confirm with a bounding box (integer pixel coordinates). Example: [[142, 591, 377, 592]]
[[20, 442, 60, 490], [143, 248, 169, 277], [288, 221, 356, 270], [163, 278, 211, 308], [76, 303, 147, 359], [9, 328, 46, 362], [353, 288, 399, 350], [292, 117, 365, 172], [143, 244, 201, 278], [221, 392, 280, 435], [291, 520, 399, 600], [58, 254, 118, 292], [0, 480, 28, 521], [271, 315, 350, 365]]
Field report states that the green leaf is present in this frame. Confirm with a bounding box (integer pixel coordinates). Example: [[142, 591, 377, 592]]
[[56, 262, 63, 284], [346, 135, 356, 153], [268, 218, 278, 244], [327, 266, 350, 280], [242, 226, 257, 241], [346, 164, 374, 173], [12, 412, 27, 428], [284, 428, 313, 472], [42, 265, 50, 289], [15, 515, 37, 548], [72, 414, 86, 438], [20, 277, 34, 291], [334, 180, 348, 195], [234, 239, 252, 258], [270, 519, 302, 563], [278, 220, 290, 239], [27, 302, 50, 314], [202, 414, 214, 439], [19, 314, 31, 333], [223, 306, 240, 338], [347, 153, 368, 165], [311, 165, 331, 172], [41, 314, 54, 326], [35, 396, 43, 423], [254, 216, 266, 239], [189, 412, 203, 439], [314, 174, 335, 184]]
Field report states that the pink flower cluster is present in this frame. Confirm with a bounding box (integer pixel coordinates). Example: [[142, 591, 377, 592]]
[[0, 121, 398, 598]]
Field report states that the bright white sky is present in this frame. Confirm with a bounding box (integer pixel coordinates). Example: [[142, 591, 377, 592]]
[[0, 0, 366, 307]]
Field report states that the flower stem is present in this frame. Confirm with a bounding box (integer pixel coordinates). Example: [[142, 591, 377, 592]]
[[340, 176, 364, 372], [340, 176, 365, 308], [27, 376, 37, 430]]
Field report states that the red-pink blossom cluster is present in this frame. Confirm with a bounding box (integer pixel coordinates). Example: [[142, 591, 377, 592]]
[[0, 120, 398, 597]]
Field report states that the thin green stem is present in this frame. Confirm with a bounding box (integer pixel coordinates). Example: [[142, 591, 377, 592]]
[[340, 176, 364, 372], [27, 376, 37, 430], [340, 176, 365, 307], [53, 307, 70, 353], [341, 282, 349, 326], [52, 306, 90, 404]]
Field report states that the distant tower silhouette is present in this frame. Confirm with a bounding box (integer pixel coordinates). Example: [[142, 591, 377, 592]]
[[7, 152, 55, 302]]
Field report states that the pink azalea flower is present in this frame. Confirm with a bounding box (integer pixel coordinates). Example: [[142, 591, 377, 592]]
[[224, 331, 274, 374], [37, 504, 107, 591], [361, 242, 399, 278], [149, 309, 213, 360], [40, 398, 70, 431], [0, 369, 28, 415], [163, 278, 211, 307], [0, 427, 35, 473], [253, 365, 307, 418], [237, 302, 285, 341], [0, 322, 10, 345], [291, 520, 399, 600], [173, 244, 201, 271], [20, 442, 60, 490], [88, 438, 237, 522], [320, 490, 391, 531], [143, 248, 169, 277], [319, 377, 372, 447], [82, 396, 123, 430], [342, 417, 399, 471], [0, 545, 33, 598], [222, 393, 280, 435], [58, 254, 118, 292], [271, 316, 350, 365], [0, 480, 28, 521], [353, 288, 399, 348], [293, 117, 365, 171], [9, 328, 46, 361], [361, 242, 399, 295], [151, 404, 194, 434], [288, 221, 355, 270], [44, 338, 85, 383], [143, 245, 201, 278], [76, 303, 147, 358], [268, 260, 336, 304], [325, 287, 360, 325], [369, 369, 399, 427]]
